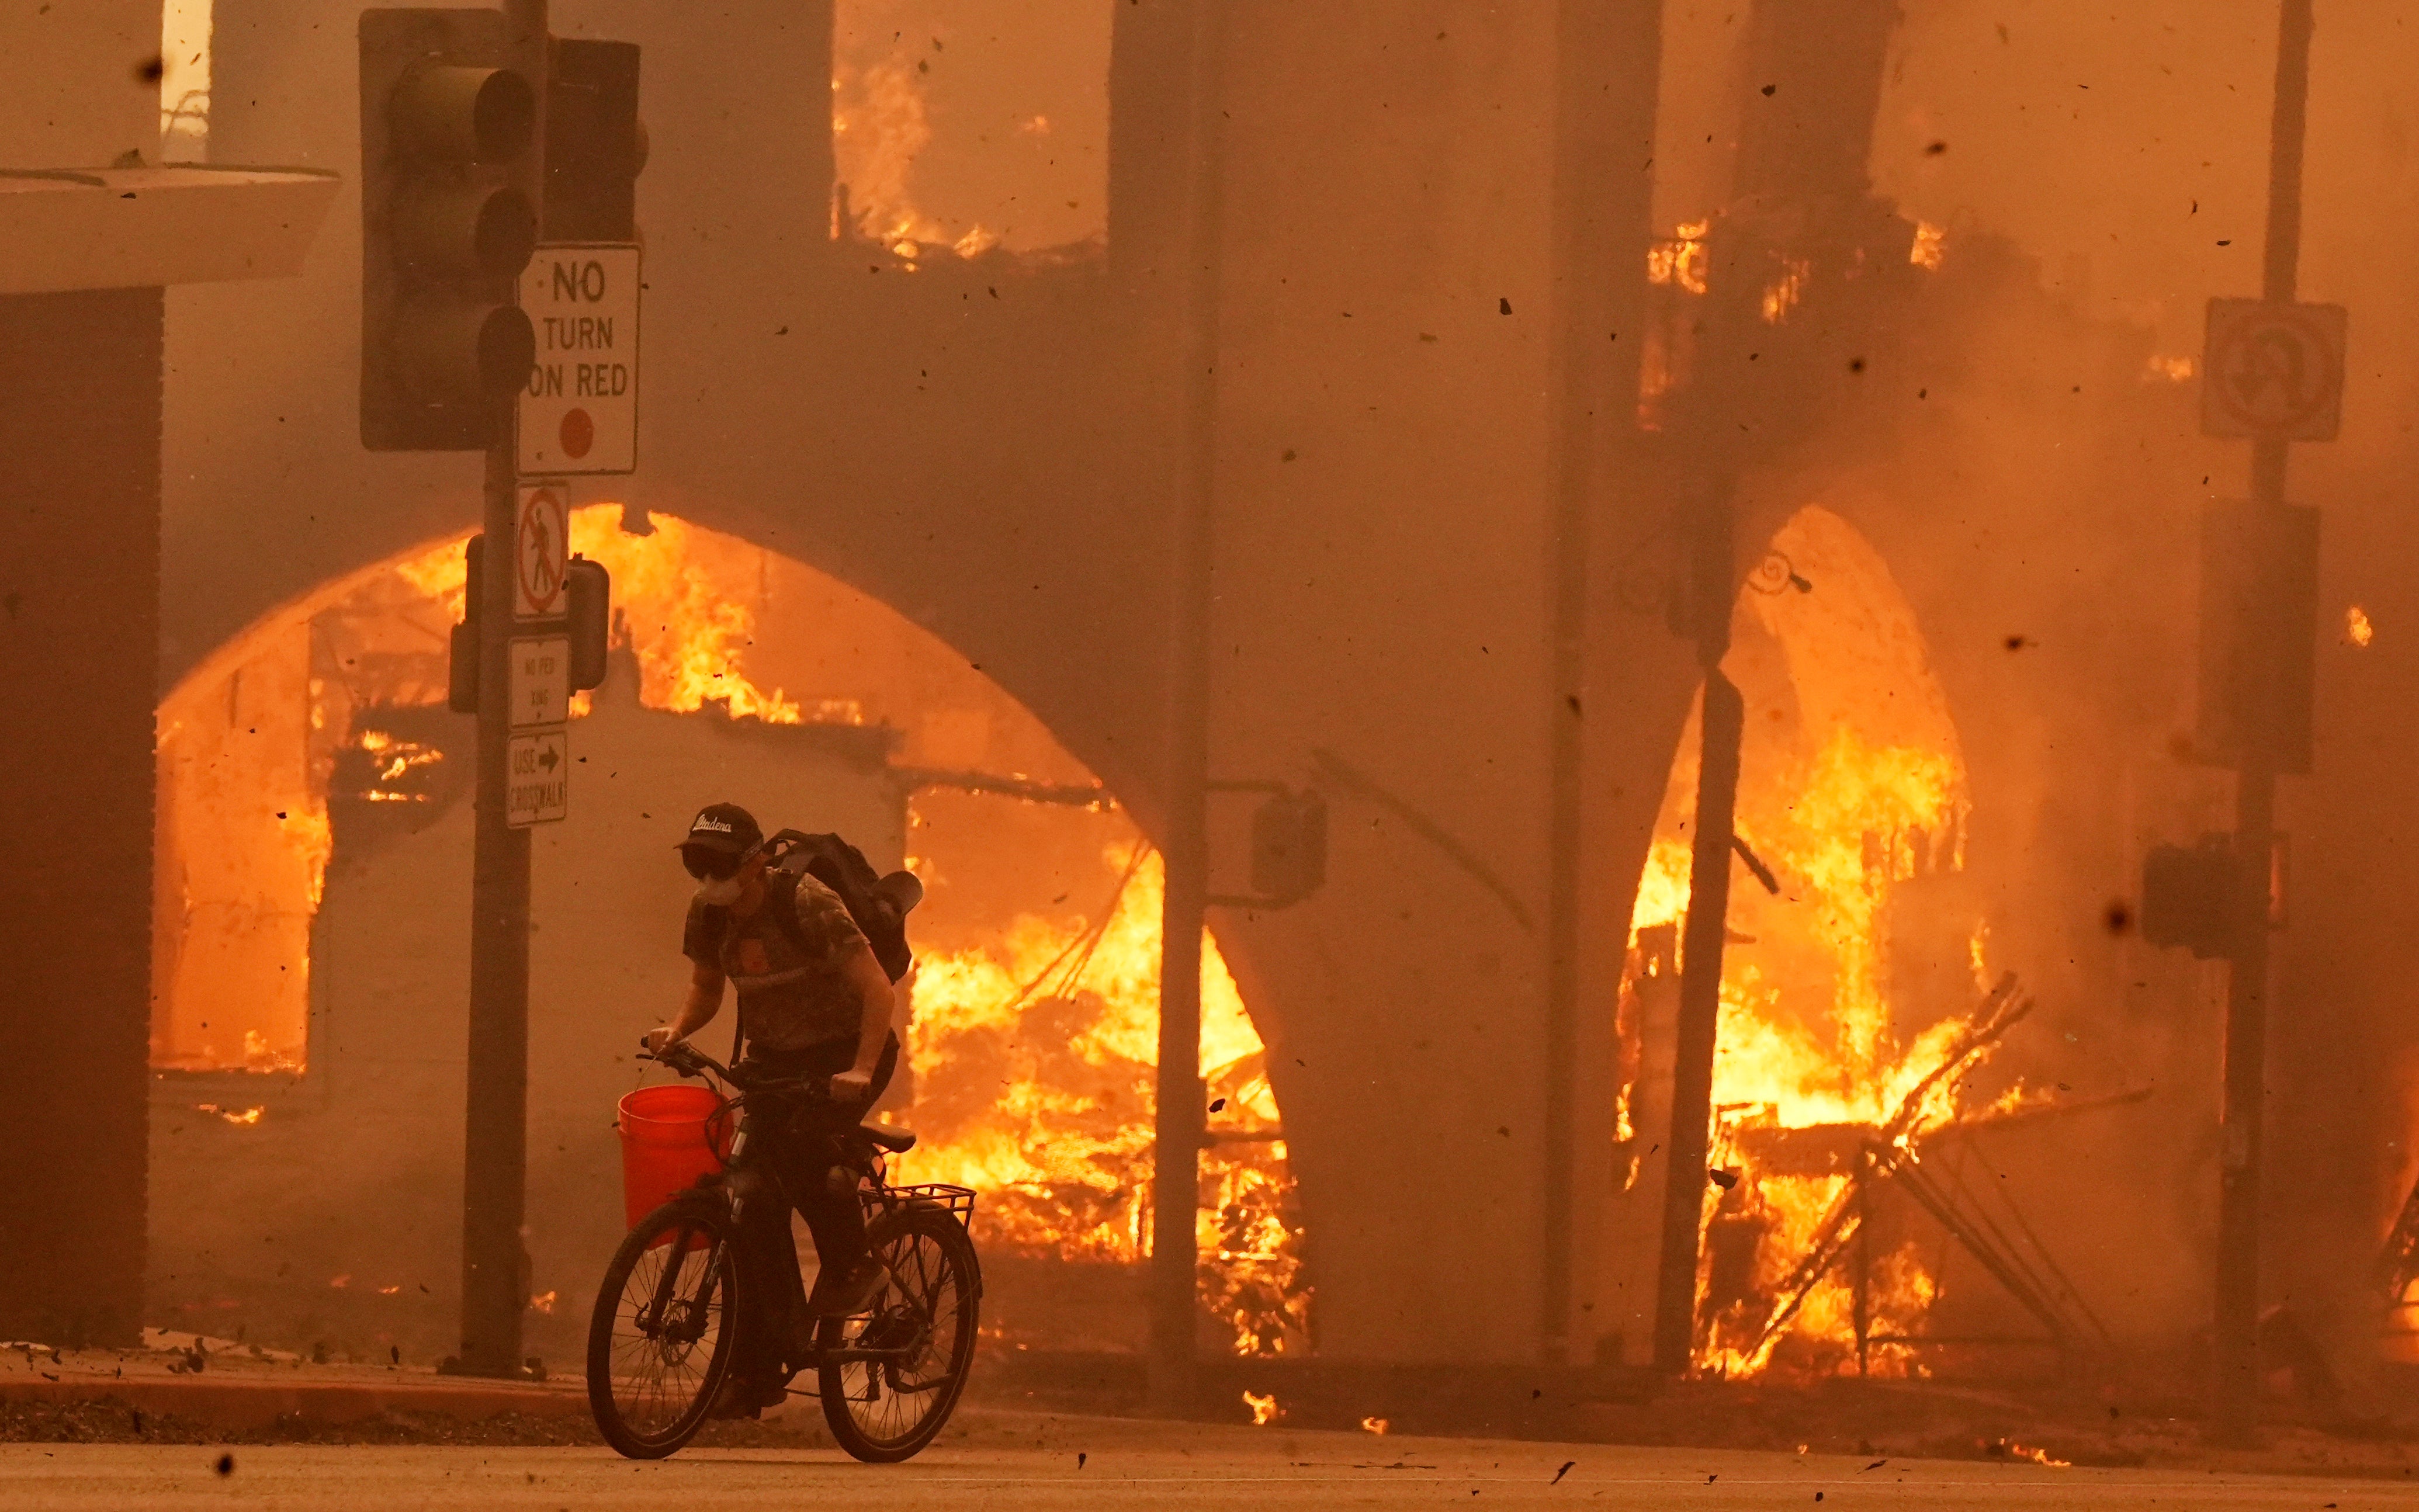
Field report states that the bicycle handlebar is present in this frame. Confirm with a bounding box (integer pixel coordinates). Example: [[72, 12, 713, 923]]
[[639, 1037, 821, 1094], [640, 1037, 730, 1083]]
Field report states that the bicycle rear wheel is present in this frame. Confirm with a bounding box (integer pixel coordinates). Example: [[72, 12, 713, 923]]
[[586, 1198, 742, 1459], [817, 1204, 980, 1462]]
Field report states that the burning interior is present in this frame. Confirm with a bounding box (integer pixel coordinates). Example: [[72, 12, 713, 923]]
[[830, 0, 1107, 262], [1615, 505, 2107, 1379], [150, 506, 1305, 1359]]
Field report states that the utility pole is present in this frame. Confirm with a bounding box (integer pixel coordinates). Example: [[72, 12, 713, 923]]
[[2211, 0, 2316, 1445], [1148, 0, 1226, 1417], [1651, 623, 1742, 1372]]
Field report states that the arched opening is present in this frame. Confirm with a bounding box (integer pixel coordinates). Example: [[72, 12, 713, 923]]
[[150, 507, 1304, 1360], [1617, 504, 2012, 1376]]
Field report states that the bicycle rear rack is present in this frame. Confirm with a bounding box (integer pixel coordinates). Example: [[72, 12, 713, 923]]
[[871, 1182, 978, 1230]]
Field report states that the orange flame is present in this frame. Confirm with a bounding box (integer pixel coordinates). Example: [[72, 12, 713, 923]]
[[831, 38, 998, 258], [1623, 507, 2008, 1377], [895, 844, 1306, 1355]]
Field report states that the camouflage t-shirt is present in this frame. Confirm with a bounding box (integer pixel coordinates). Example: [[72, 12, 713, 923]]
[[682, 872, 870, 1051]]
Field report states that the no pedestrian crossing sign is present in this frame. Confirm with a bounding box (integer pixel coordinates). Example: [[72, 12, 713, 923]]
[[519, 244, 640, 477], [514, 483, 569, 619]]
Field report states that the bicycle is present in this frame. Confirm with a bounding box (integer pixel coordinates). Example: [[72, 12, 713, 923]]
[[585, 1039, 982, 1462]]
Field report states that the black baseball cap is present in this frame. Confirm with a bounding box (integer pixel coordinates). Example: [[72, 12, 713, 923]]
[[678, 802, 763, 859]]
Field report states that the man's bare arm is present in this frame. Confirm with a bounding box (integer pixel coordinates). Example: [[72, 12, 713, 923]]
[[644, 960, 726, 1053], [829, 944, 895, 1102]]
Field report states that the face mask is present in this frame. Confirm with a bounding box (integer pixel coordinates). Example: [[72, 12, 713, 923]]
[[695, 872, 746, 906]]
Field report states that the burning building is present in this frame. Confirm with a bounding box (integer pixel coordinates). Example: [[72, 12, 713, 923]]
[[0, 0, 2396, 1415], [150, 506, 1305, 1358]]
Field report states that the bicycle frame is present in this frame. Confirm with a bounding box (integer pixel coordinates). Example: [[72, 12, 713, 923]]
[[638, 1044, 951, 1368]]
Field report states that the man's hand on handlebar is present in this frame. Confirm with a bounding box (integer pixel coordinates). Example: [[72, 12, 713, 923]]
[[642, 1026, 682, 1056]]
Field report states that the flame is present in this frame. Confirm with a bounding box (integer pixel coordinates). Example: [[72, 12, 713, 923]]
[[569, 510, 803, 723], [1360, 1416, 1389, 1435], [375, 1285, 401, 1296], [831, 36, 998, 258], [895, 844, 1306, 1356], [1908, 221, 1947, 271], [195, 1104, 265, 1126], [355, 729, 443, 792], [1623, 507, 2005, 1378], [1760, 258, 1810, 324], [528, 1290, 557, 1315], [2348, 605, 2375, 647], [1995, 1441, 2071, 1467], [1243, 1390, 1280, 1426], [1647, 220, 1712, 295], [2143, 354, 2196, 383]]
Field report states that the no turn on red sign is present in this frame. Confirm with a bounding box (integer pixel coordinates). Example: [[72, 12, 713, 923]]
[[2200, 298, 2348, 442], [519, 244, 640, 476]]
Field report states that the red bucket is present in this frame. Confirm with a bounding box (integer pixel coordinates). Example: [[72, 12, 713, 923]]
[[616, 1084, 731, 1229]]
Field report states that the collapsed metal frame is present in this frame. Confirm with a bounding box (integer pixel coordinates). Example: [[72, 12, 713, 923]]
[[1720, 975, 2122, 1375]]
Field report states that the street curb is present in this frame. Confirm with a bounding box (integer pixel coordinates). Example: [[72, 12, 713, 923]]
[[0, 1376, 588, 1431]]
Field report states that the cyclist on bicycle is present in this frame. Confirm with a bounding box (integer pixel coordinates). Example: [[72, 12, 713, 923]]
[[643, 802, 898, 1416]]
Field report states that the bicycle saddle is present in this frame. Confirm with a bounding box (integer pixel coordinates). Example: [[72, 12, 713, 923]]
[[858, 1122, 917, 1153]]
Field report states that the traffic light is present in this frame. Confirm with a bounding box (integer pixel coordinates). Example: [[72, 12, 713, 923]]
[[545, 38, 643, 241], [448, 535, 612, 710], [1250, 790, 1329, 906], [448, 532, 487, 713], [361, 9, 540, 451], [564, 556, 612, 690], [2140, 835, 2237, 960]]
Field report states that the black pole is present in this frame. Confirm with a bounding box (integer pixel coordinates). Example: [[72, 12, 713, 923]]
[[458, 0, 547, 1379], [1148, 0, 1225, 1416], [1651, 664, 1742, 1372], [2212, 0, 2312, 1446]]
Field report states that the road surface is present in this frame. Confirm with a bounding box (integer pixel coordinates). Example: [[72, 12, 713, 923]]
[[0, 1418, 2406, 1511]]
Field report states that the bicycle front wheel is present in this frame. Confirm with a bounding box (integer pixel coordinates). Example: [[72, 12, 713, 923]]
[[817, 1204, 981, 1462], [586, 1197, 742, 1459]]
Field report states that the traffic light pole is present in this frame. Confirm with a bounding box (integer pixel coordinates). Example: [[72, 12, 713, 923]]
[[2211, 0, 2312, 1445], [456, 0, 549, 1379], [460, 436, 536, 1375]]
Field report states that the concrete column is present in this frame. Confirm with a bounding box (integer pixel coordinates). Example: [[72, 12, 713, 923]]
[[0, 287, 165, 1346]]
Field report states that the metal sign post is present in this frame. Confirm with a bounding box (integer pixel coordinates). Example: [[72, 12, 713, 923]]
[[2202, 0, 2328, 1446]]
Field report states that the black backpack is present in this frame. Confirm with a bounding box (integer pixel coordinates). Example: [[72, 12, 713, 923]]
[[762, 829, 920, 984]]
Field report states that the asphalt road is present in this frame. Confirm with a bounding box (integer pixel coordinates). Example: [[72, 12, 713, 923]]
[[0, 1420, 2405, 1511]]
